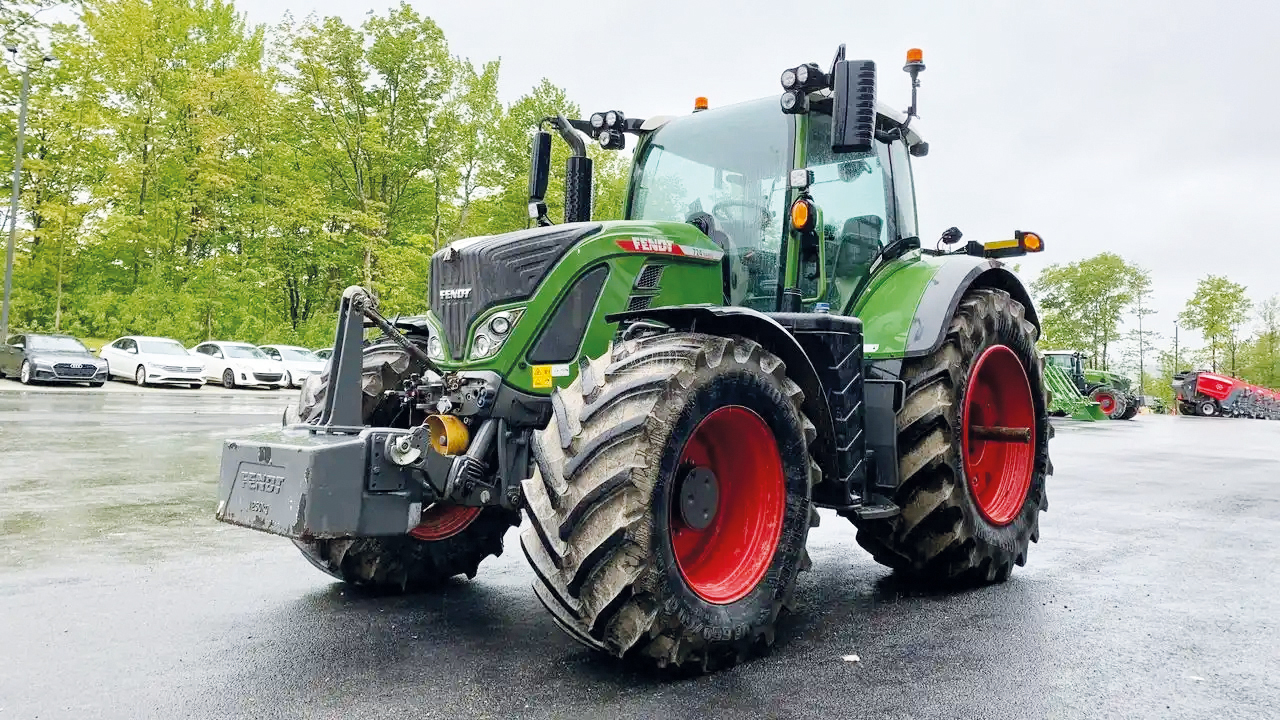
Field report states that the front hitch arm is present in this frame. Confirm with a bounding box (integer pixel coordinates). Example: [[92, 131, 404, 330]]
[[317, 285, 442, 428]]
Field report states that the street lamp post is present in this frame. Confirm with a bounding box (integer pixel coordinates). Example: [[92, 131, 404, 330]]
[[0, 49, 53, 342], [1174, 321, 1180, 372]]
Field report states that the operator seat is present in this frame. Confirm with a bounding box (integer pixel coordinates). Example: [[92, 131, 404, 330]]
[[688, 211, 749, 304], [826, 214, 883, 312]]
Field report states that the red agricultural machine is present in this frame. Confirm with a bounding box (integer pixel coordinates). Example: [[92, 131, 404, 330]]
[[1172, 371, 1280, 419]]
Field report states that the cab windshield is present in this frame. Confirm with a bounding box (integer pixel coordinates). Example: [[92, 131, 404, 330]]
[[628, 99, 790, 311]]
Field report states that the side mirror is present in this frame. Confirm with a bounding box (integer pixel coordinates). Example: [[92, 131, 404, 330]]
[[830, 60, 877, 153], [527, 130, 551, 215]]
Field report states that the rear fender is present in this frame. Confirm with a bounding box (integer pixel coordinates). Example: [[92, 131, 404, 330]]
[[854, 254, 1040, 359]]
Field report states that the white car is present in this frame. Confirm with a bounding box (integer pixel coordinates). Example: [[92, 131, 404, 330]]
[[258, 344, 326, 388], [191, 341, 286, 389], [99, 336, 206, 388]]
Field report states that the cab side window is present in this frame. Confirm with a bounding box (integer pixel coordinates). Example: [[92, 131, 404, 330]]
[[802, 113, 891, 313]]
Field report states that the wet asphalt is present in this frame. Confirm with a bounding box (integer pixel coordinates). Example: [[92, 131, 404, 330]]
[[1, 381, 1278, 719]]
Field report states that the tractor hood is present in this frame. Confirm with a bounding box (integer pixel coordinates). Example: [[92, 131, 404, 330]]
[[429, 222, 602, 360]]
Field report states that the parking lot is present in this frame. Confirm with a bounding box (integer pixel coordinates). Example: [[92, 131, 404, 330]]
[[1, 382, 1278, 719]]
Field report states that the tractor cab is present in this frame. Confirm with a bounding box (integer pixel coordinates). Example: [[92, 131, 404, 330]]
[[532, 46, 1041, 327], [1044, 350, 1088, 390]]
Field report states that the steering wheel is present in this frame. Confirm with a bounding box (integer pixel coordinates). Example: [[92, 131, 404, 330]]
[[712, 199, 772, 226]]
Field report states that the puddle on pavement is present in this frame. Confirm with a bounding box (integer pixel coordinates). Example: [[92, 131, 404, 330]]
[[0, 390, 291, 570]]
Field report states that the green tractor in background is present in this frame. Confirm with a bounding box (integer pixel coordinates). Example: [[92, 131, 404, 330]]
[[215, 46, 1054, 671], [1043, 350, 1139, 420]]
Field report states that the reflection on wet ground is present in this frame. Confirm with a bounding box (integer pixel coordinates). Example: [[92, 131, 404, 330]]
[[0, 388, 289, 568], [2, 388, 1279, 719]]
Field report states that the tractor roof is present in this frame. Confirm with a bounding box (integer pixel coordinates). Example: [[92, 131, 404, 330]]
[[641, 100, 926, 147]]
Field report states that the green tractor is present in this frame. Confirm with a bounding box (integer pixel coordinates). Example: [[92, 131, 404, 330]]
[[215, 47, 1053, 671], [1043, 350, 1138, 420]]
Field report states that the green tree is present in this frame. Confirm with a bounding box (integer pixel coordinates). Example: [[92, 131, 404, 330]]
[[1032, 253, 1148, 369], [1178, 275, 1251, 374]]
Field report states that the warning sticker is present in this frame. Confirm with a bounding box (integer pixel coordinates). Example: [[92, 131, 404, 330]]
[[531, 365, 553, 389]]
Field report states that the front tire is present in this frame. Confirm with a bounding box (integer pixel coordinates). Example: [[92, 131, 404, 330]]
[[221, 368, 236, 389], [134, 365, 148, 387], [850, 288, 1051, 586], [19, 360, 33, 385], [521, 332, 818, 671], [1198, 400, 1218, 417], [1119, 401, 1139, 420], [291, 340, 518, 590]]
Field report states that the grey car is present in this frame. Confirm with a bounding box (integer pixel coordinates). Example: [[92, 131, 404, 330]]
[[0, 333, 109, 386]]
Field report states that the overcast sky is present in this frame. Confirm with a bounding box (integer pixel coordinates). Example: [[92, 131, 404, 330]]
[[245, 0, 1280, 349]]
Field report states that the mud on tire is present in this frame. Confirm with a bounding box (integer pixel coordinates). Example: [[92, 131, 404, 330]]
[[520, 332, 819, 671], [289, 341, 518, 591], [849, 288, 1052, 586]]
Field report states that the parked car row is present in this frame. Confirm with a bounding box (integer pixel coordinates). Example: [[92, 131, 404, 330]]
[[1, 332, 329, 390]]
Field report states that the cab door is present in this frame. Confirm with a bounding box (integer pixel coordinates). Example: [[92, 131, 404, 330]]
[[795, 112, 918, 315]]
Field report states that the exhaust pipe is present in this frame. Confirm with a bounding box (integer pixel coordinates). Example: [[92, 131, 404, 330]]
[[550, 115, 593, 224]]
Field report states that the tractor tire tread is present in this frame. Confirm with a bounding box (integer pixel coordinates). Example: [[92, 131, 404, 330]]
[[847, 287, 1052, 586], [521, 332, 817, 671]]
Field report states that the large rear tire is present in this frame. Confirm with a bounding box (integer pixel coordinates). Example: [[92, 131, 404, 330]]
[[289, 341, 518, 591], [521, 332, 818, 671], [1090, 387, 1124, 419], [850, 288, 1051, 586]]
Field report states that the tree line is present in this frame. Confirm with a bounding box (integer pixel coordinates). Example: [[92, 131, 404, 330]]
[[1, 0, 628, 347], [1032, 253, 1279, 399]]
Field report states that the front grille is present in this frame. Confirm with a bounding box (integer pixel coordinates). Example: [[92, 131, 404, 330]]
[[53, 363, 97, 378], [160, 365, 202, 373], [253, 372, 283, 382], [430, 223, 601, 360]]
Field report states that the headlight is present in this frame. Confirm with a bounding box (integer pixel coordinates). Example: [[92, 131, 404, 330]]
[[489, 313, 512, 335], [33, 358, 53, 369], [469, 309, 523, 361], [590, 113, 604, 129], [428, 335, 443, 360]]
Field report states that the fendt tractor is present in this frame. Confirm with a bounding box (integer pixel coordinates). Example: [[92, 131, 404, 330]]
[[1043, 350, 1139, 420], [215, 47, 1054, 671], [1173, 370, 1280, 419]]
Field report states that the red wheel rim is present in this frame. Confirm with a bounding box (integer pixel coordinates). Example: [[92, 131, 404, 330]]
[[409, 504, 482, 541], [1095, 392, 1116, 414], [670, 406, 785, 605], [961, 345, 1036, 526]]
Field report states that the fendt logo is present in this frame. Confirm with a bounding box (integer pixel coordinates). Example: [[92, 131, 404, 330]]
[[631, 237, 674, 253], [439, 287, 473, 300]]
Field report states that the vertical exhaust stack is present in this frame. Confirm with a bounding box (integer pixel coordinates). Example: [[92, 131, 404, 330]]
[[563, 155, 593, 224], [551, 115, 592, 224]]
